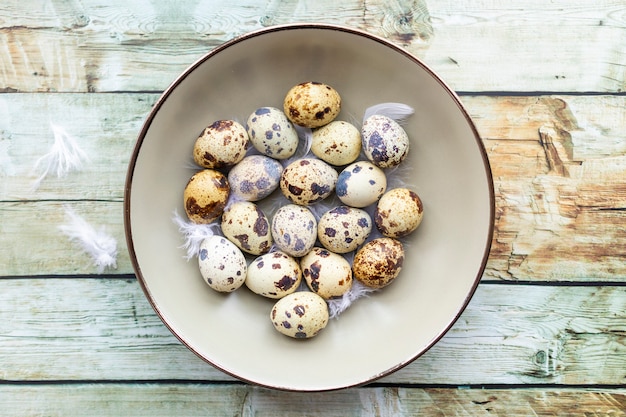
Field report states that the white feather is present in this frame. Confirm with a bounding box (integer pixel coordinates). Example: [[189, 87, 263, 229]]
[[32, 123, 90, 190], [282, 125, 313, 167], [172, 210, 221, 260], [58, 206, 118, 274], [327, 280, 378, 319], [296, 125, 313, 158], [362, 102, 415, 124]]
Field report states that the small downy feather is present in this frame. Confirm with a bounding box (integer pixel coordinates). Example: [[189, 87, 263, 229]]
[[32, 123, 90, 190], [295, 125, 313, 158], [172, 210, 222, 260], [281, 125, 313, 167], [362, 102, 415, 124], [327, 280, 378, 319], [58, 206, 118, 274]]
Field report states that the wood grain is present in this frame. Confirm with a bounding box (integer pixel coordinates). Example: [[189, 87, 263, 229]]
[[0, 201, 130, 276], [0, 278, 623, 385], [0, 93, 155, 200], [1, 94, 625, 280], [1, 385, 625, 416], [1, 0, 624, 414], [473, 95, 626, 281], [0, 1, 624, 92]]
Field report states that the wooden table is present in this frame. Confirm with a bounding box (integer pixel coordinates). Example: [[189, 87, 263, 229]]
[[1, 1, 625, 414]]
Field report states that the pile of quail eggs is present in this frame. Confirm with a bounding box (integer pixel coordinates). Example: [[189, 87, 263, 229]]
[[181, 81, 424, 339]]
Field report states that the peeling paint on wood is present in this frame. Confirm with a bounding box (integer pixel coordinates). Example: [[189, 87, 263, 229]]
[[464, 96, 626, 280]]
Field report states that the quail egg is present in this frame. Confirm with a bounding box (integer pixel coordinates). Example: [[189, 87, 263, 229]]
[[280, 158, 338, 205], [352, 238, 405, 289], [183, 169, 230, 224], [361, 114, 410, 168], [246, 251, 302, 299], [192, 120, 249, 169], [271, 204, 317, 257], [198, 235, 247, 292], [221, 201, 272, 256], [283, 81, 341, 128], [270, 291, 329, 339], [375, 188, 424, 238], [301, 247, 353, 299], [246, 107, 299, 159], [317, 206, 372, 254], [336, 161, 386, 208], [227, 155, 283, 202], [311, 120, 361, 166]]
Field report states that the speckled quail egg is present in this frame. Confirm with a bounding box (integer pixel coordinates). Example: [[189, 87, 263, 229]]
[[271, 204, 317, 257], [283, 81, 341, 128], [361, 114, 410, 168], [336, 161, 387, 208], [317, 206, 372, 254], [245, 251, 302, 299], [246, 107, 299, 159], [227, 155, 283, 202], [375, 188, 424, 238], [192, 120, 249, 169], [301, 247, 353, 299], [280, 158, 338, 205], [183, 169, 230, 224], [198, 235, 247, 292], [270, 291, 329, 339], [352, 238, 405, 289], [311, 120, 361, 166], [221, 201, 272, 256]]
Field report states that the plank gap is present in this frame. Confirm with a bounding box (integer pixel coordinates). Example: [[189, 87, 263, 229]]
[[0, 274, 137, 280], [1, 380, 625, 391], [480, 280, 626, 287], [0, 198, 124, 204], [3, 275, 626, 287], [456, 91, 626, 97], [369, 382, 626, 390], [1, 90, 626, 97]]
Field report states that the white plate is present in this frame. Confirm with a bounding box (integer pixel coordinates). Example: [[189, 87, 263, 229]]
[[124, 24, 494, 391]]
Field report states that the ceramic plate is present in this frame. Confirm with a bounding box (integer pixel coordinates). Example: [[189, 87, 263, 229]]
[[124, 24, 494, 391]]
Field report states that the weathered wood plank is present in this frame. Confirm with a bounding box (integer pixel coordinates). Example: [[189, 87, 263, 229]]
[[0, 0, 432, 92], [0, 93, 155, 200], [2, 94, 625, 280], [0, 278, 624, 385], [4, 94, 623, 201], [0, 201, 131, 275], [0, 1, 624, 92], [1, 384, 625, 416], [470, 96, 626, 281]]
